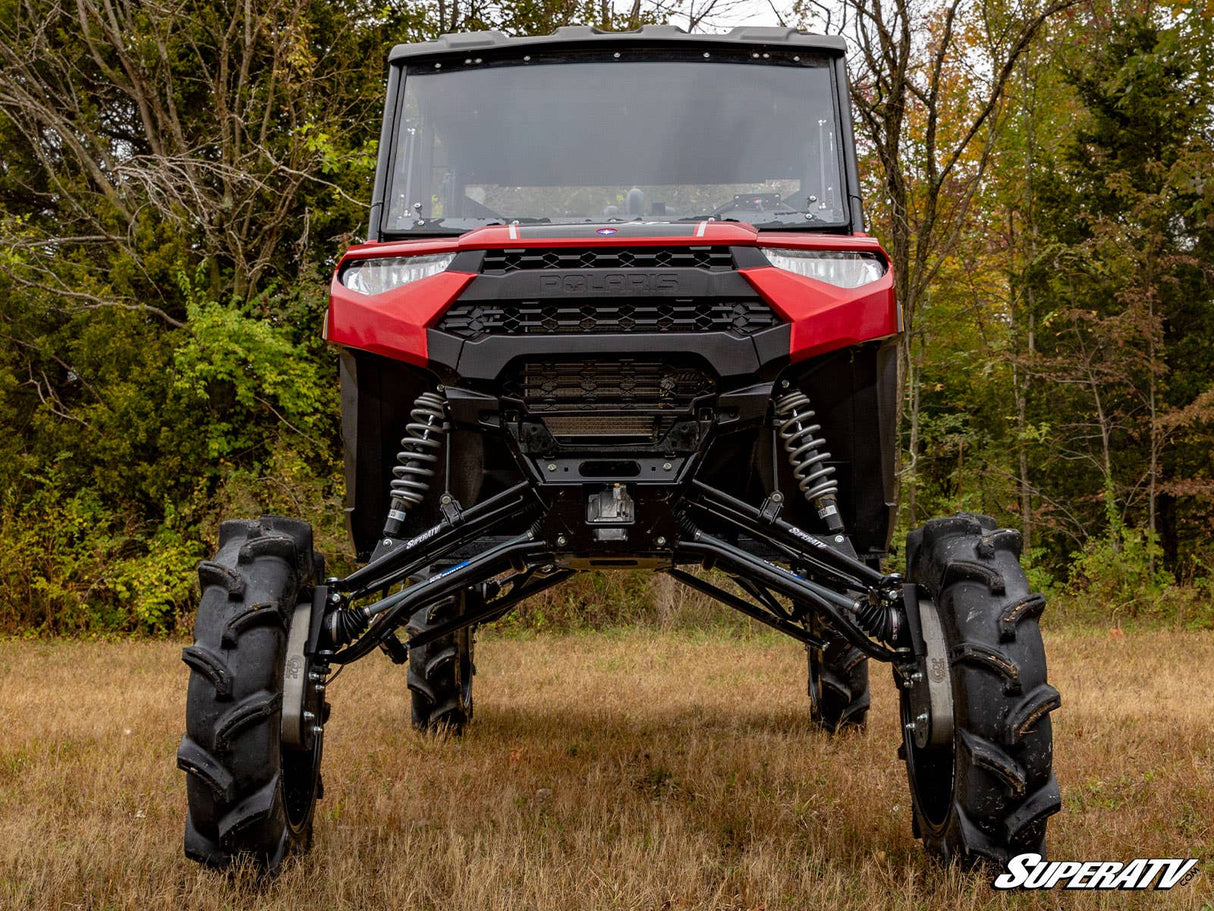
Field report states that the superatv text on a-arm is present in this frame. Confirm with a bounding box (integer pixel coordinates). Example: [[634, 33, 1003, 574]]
[[178, 26, 1060, 873]]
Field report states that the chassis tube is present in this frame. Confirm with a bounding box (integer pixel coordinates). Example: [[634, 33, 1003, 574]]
[[686, 481, 885, 588], [338, 481, 539, 596], [404, 569, 576, 652], [667, 569, 825, 647], [678, 532, 905, 661], [328, 534, 546, 664]]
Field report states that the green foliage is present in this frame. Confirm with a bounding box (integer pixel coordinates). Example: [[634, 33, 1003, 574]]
[[1022, 547, 1060, 600], [0, 262, 344, 632], [173, 277, 334, 462], [208, 446, 351, 579], [108, 522, 205, 633], [0, 448, 343, 635], [0, 471, 192, 633], [1065, 527, 1171, 617]]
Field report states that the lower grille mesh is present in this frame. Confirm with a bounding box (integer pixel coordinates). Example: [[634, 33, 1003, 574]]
[[542, 415, 656, 438], [506, 360, 715, 412]]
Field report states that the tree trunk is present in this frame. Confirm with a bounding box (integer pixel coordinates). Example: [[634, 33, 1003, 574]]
[[1016, 310, 1036, 551], [904, 325, 925, 526]]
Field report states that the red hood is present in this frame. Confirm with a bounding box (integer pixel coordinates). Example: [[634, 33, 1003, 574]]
[[338, 222, 888, 260]]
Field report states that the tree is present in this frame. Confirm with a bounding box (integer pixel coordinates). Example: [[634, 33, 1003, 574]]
[[790, 0, 1080, 523], [1019, 6, 1214, 575], [0, 0, 425, 629]]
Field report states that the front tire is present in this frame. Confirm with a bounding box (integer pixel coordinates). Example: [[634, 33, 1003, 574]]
[[178, 517, 325, 873], [901, 514, 1061, 865]]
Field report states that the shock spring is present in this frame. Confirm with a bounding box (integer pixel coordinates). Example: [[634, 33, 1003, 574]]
[[775, 389, 843, 533], [383, 390, 448, 537]]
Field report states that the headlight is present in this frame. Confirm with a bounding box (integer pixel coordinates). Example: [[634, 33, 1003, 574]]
[[340, 253, 456, 296], [761, 249, 887, 289]]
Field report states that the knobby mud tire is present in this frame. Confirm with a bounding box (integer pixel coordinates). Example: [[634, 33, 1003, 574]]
[[807, 616, 870, 732], [179, 516, 323, 874], [902, 513, 1061, 866], [407, 590, 475, 733]]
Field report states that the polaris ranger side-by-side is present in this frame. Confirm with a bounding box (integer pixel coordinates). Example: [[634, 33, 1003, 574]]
[[179, 26, 1060, 873]]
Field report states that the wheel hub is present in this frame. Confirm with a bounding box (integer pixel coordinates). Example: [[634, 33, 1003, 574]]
[[282, 598, 322, 747], [902, 592, 954, 750]]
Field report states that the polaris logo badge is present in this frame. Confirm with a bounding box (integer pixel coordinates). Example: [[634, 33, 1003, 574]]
[[993, 853, 1200, 891], [538, 272, 681, 294], [595, 227, 619, 235]]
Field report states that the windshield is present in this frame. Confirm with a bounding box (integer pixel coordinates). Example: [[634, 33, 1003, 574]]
[[384, 54, 848, 234]]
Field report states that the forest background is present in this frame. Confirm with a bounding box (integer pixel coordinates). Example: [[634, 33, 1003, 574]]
[[0, 0, 1210, 635]]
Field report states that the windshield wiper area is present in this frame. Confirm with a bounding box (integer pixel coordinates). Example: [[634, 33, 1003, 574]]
[[674, 210, 830, 228], [674, 215, 743, 223], [395, 216, 555, 233], [750, 211, 830, 227]]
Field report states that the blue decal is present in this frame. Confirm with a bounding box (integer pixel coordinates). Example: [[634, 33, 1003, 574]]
[[426, 559, 471, 583]]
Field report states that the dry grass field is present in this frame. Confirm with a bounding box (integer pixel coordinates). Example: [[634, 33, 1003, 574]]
[[0, 625, 1211, 910]]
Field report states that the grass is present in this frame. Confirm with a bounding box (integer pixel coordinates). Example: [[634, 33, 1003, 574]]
[[0, 625, 1211, 909]]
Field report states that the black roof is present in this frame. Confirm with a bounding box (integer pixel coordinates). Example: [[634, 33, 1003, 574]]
[[388, 25, 846, 64]]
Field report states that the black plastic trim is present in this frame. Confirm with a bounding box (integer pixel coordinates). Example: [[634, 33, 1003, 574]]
[[368, 65, 401, 242], [388, 26, 847, 65], [448, 250, 486, 273], [833, 55, 866, 233], [426, 324, 791, 384], [730, 245, 774, 269]]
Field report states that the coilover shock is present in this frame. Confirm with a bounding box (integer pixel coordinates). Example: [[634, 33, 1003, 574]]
[[774, 389, 844, 534], [382, 389, 449, 538]]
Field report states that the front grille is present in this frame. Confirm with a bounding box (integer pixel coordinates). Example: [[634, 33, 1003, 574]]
[[506, 360, 715, 413], [481, 246, 734, 273], [436, 299, 779, 340]]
